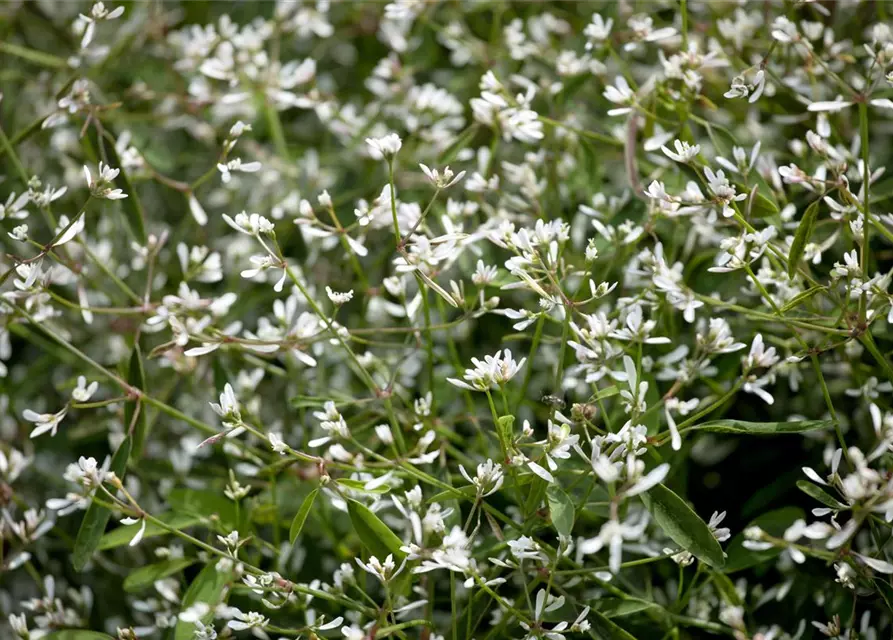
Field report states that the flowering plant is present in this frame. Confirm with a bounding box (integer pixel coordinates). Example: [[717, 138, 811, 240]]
[[2, 1, 893, 639]]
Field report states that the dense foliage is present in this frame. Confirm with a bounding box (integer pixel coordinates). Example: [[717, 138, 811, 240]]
[[2, 1, 893, 639]]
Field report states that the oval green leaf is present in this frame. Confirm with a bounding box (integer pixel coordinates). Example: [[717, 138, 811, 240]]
[[72, 436, 132, 571], [787, 198, 820, 278], [546, 484, 574, 538], [124, 558, 195, 592], [796, 480, 847, 509], [641, 483, 725, 569], [174, 563, 232, 640], [289, 488, 318, 544], [347, 499, 405, 559]]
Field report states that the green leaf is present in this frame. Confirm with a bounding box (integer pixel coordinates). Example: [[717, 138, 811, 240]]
[[796, 480, 847, 509], [72, 436, 132, 571], [687, 419, 834, 436], [123, 558, 195, 592], [426, 486, 476, 504], [724, 507, 804, 573], [781, 286, 827, 312], [747, 188, 781, 218], [125, 344, 149, 459], [336, 478, 390, 494], [168, 488, 239, 530], [787, 199, 821, 278], [874, 578, 893, 614], [99, 512, 201, 550], [174, 563, 232, 640], [524, 476, 549, 518], [546, 484, 574, 537], [596, 598, 659, 618], [641, 484, 725, 569], [43, 632, 116, 640], [496, 415, 515, 447], [589, 609, 639, 640], [289, 489, 318, 544], [712, 572, 743, 606], [347, 499, 405, 559]]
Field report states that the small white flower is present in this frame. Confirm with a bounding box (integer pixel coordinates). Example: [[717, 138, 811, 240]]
[[365, 133, 403, 159], [24, 407, 68, 438], [84, 162, 127, 200], [660, 139, 700, 163], [326, 287, 354, 305], [419, 163, 466, 189], [71, 376, 99, 403]]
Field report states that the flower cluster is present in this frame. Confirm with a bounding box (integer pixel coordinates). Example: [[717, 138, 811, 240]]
[[2, 2, 893, 640]]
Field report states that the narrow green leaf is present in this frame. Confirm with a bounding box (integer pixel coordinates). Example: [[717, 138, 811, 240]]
[[641, 484, 725, 569], [712, 572, 743, 606], [123, 558, 195, 592], [72, 436, 132, 571], [524, 476, 549, 518], [426, 486, 476, 504], [546, 484, 574, 537], [43, 632, 116, 640], [289, 489, 318, 544], [781, 285, 827, 312], [347, 499, 405, 559], [687, 419, 834, 436], [125, 344, 149, 458], [796, 480, 847, 509], [874, 578, 893, 614], [496, 415, 515, 447], [99, 512, 201, 550], [724, 507, 804, 573], [589, 609, 639, 640], [748, 189, 780, 218], [174, 563, 232, 640], [596, 598, 660, 618], [787, 199, 821, 278], [336, 479, 390, 494], [168, 488, 239, 530]]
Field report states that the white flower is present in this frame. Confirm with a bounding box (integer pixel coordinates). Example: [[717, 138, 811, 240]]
[[419, 163, 466, 189], [603, 76, 635, 116], [579, 510, 650, 574], [744, 333, 779, 369], [326, 287, 354, 305], [71, 376, 99, 403], [356, 554, 404, 583], [661, 139, 700, 163], [222, 211, 274, 236], [209, 383, 242, 431], [447, 349, 527, 391], [78, 2, 125, 48], [268, 432, 287, 454], [84, 162, 127, 200], [217, 158, 262, 183], [459, 459, 504, 497], [365, 133, 403, 159], [227, 608, 269, 632], [24, 407, 68, 438]]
